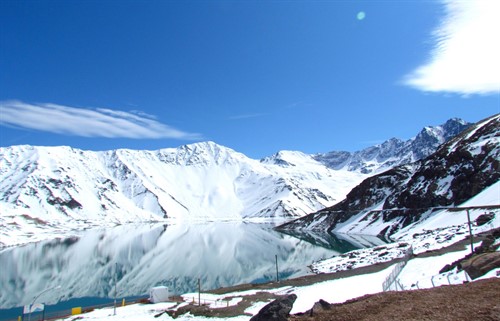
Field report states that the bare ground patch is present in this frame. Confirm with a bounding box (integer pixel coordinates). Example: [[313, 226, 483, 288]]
[[290, 278, 500, 321]]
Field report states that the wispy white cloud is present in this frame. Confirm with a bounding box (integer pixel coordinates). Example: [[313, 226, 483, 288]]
[[403, 0, 500, 95], [0, 100, 201, 140]]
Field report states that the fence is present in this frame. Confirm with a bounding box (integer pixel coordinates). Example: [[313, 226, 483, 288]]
[[413, 269, 472, 289], [382, 245, 413, 292], [187, 296, 239, 308]]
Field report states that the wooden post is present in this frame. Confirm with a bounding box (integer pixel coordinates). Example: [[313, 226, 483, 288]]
[[198, 278, 201, 306]]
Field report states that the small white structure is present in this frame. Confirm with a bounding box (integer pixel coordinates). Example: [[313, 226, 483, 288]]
[[149, 286, 169, 303]]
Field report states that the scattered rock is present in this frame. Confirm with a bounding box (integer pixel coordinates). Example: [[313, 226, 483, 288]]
[[378, 251, 389, 257], [475, 235, 496, 253]]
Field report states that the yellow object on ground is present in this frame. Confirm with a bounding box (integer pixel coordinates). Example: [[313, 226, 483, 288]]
[[71, 307, 82, 315]]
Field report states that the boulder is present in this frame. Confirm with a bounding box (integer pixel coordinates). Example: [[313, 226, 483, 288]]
[[462, 252, 500, 279], [250, 294, 297, 321]]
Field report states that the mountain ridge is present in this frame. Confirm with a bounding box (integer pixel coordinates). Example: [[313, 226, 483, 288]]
[[312, 118, 470, 174]]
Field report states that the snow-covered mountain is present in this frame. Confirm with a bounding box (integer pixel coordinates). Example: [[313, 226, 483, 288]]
[[0, 117, 474, 248], [277, 114, 500, 237], [0, 142, 367, 247], [313, 118, 470, 174]]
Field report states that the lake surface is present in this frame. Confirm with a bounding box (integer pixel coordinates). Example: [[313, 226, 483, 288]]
[[0, 221, 386, 314]]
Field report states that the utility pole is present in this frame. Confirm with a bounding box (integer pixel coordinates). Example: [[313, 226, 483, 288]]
[[27, 285, 60, 321], [114, 263, 117, 316], [275, 254, 279, 282]]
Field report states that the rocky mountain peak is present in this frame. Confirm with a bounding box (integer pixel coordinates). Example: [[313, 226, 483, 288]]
[[154, 141, 246, 166], [313, 118, 471, 173]]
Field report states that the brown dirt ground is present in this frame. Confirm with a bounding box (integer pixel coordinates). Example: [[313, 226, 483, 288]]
[[165, 278, 500, 320], [290, 278, 500, 321]]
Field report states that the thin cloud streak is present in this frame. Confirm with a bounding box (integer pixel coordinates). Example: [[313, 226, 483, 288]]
[[360, 139, 385, 146], [404, 0, 500, 95], [285, 101, 303, 109], [0, 100, 201, 140]]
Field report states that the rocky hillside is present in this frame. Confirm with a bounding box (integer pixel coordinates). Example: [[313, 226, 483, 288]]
[[277, 114, 500, 238]]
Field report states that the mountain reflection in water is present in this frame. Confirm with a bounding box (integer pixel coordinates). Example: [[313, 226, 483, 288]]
[[0, 222, 386, 309]]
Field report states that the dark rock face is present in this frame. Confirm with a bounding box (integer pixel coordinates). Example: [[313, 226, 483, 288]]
[[47, 196, 82, 209], [381, 117, 499, 217], [278, 114, 500, 237], [250, 294, 297, 321]]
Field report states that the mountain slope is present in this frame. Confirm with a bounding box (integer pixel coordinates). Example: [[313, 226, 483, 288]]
[[277, 114, 500, 237]]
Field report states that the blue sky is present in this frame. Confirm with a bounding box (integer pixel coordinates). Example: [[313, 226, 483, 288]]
[[1, 0, 499, 159]]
